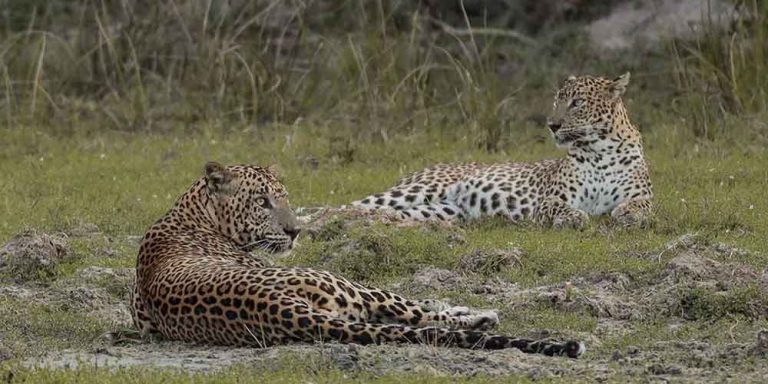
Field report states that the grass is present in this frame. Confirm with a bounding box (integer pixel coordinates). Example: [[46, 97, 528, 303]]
[[599, 317, 768, 353], [670, 0, 768, 138], [3, 113, 766, 270], [4, 365, 555, 384], [1, 1, 768, 382], [3, 112, 766, 367], [2, 77, 768, 382], [0, 297, 113, 356]]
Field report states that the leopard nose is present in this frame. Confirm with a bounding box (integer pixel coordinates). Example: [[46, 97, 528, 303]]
[[285, 226, 301, 241], [547, 121, 562, 133]]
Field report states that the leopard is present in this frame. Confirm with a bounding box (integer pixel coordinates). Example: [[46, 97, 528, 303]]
[[130, 161, 585, 358], [352, 73, 652, 229]]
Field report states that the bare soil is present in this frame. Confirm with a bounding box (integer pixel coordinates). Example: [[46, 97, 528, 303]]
[[2, 227, 767, 382]]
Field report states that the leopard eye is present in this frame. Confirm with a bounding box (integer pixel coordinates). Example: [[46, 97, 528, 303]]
[[255, 197, 269, 208], [569, 98, 583, 109]]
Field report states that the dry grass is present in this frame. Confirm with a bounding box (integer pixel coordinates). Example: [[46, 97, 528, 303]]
[[1, 1, 768, 382]]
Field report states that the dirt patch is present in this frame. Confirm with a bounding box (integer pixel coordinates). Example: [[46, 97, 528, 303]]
[[451, 235, 768, 327], [665, 250, 722, 279], [0, 265, 134, 327], [22, 330, 768, 381], [76, 266, 134, 286], [410, 267, 464, 293], [0, 231, 70, 283], [28, 342, 585, 378], [4, 225, 767, 381]]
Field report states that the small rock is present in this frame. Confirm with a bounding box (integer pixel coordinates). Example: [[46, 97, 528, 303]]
[[0, 285, 34, 299], [329, 344, 358, 371], [76, 266, 133, 282], [0, 346, 13, 362], [472, 284, 498, 294], [663, 233, 699, 252], [591, 272, 631, 291], [755, 330, 768, 355], [713, 243, 749, 257], [446, 232, 467, 247], [411, 267, 463, 291], [67, 287, 107, 306], [125, 235, 144, 245], [101, 247, 119, 258], [665, 251, 720, 279], [458, 247, 524, 275], [647, 363, 682, 375], [0, 231, 70, 282]]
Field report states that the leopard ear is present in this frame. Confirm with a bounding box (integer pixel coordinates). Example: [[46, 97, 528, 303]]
[[608, 72, 630, 99], [204, 161, 232, 194], [266, 163, 281, 178]]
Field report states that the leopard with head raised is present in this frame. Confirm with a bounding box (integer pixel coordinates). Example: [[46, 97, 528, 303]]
[[130, 162, 584, 357], [353, 73, 652, 228]]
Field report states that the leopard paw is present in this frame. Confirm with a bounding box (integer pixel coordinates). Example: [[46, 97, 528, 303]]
[[552, 210, 588, 229]]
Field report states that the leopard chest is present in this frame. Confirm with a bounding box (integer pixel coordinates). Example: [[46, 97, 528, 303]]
[[569, 159, 635, 215]]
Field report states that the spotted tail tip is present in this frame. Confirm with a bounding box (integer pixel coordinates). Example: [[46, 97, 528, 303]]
[[566, 341, 586, 358]]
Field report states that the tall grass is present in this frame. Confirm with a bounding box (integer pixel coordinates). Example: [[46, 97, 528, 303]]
[[0, 1, 536, 148], [0, 0, 764, 145], [670, 0, 768, 139], [0, 1, 329, 129]]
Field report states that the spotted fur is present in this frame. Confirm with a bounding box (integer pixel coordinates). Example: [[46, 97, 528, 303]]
[[130, 162, 585, 358], [353, 73, 652, 228]]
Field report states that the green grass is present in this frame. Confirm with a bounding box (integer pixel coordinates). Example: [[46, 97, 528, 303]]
[[0, 297, 113, 356], [597, 318, 768, 355], [676, 284, 768, 321], [3, 112, 767, 249], [1, 1, 767, 382], [2, 365, 554, 384], [1, 98, 767, 379], [2, 110, 767, 287], [5, 113, 766, 377]]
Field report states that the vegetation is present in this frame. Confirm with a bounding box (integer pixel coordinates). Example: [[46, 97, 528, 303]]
[[5, 365, 549, 384], [1, 0, 767, 382], [671, 0, 768, 138]]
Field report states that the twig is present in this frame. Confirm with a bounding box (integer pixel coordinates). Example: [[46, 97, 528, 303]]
[[428, 17, 536, 46]]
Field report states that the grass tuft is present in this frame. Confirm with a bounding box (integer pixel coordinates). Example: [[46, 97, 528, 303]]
[[669, 0, 768, 138]]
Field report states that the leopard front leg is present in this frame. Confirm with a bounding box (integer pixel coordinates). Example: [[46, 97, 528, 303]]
[[534, 197, 589, 229], [611, 198, 652, 227]]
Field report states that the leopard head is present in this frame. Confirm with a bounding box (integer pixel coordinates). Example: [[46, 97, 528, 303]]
[[546, 73, 632, 149], [204, 162, 300, 252]]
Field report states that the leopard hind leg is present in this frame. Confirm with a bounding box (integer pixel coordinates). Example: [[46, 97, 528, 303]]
[[293, 311, 585, 358]]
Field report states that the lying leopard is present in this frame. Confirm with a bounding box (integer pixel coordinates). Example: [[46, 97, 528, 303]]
[[130, 162, 584, 357], [353, 73, 652, 228]]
